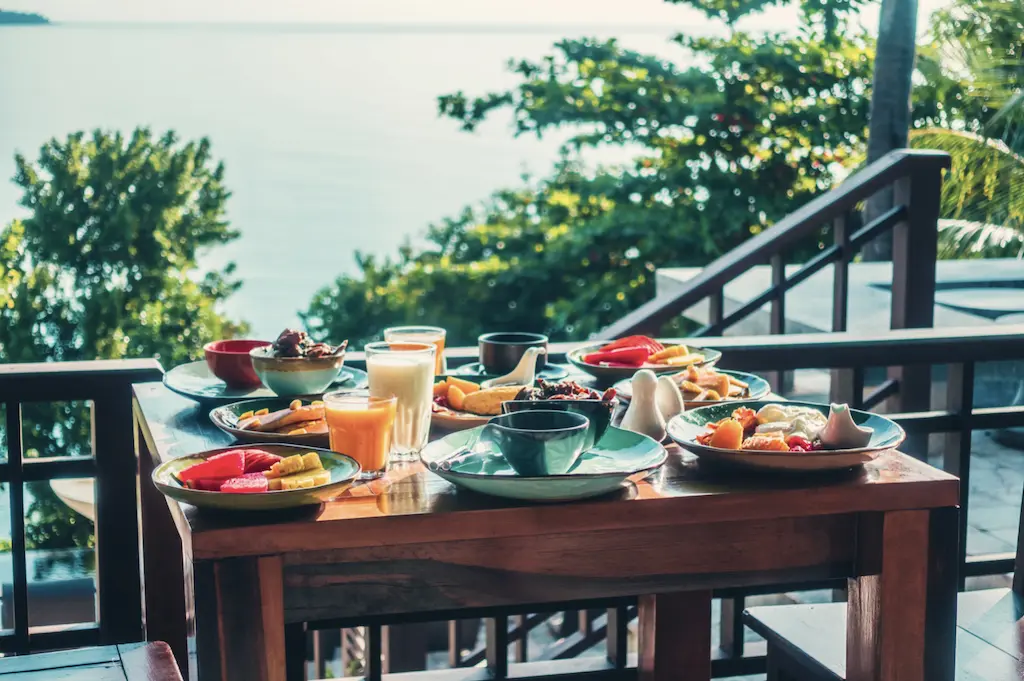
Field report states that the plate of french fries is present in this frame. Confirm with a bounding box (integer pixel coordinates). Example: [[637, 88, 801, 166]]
[[613, 366, 771, 406]]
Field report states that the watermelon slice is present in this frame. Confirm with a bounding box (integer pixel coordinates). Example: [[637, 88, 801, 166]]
[[242, 449, 282, 474], [176, 450, 245, 483], [187, 477, 232, 491], [219, 472, 270, 494]]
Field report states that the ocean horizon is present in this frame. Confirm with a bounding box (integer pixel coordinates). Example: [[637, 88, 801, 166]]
[[0, 22, 677, 339]]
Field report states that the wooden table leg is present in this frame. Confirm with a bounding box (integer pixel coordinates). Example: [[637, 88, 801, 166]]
[[847, 508, 958, 681], [137, 420, 191, 676], [194, 556, 287, 681], [638, 590, 712, 681]]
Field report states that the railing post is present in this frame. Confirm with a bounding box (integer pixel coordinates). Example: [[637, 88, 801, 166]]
[[889, 163, 943, 455], [94, 391, 145, 644]]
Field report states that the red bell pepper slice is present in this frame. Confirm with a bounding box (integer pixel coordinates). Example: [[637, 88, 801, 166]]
[[176, 450, 245, 483], [582, 345, 650, 366]]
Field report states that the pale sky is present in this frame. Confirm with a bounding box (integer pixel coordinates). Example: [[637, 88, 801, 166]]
[[6, 0, 951, 30]]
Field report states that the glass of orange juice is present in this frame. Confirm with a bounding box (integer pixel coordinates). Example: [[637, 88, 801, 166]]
[[323, 390, 397, 480], [383, 326, 446, 375]]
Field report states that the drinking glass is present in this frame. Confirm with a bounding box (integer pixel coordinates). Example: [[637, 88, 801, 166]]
[[365, 341, 436, 460], [323, 390, 397, 480], [383, 326, 447, 375]]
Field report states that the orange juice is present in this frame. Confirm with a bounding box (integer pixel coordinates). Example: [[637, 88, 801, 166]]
[[384, 326, 446, 375], [324, 393, 397, 479]]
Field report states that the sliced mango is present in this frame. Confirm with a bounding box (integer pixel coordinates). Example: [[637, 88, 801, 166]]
[[448, 384, 467, 411], [446, 377, 480, 395], [433, 379, 450, 397]]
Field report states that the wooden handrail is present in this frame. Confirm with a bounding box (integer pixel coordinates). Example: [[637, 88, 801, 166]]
[[599, 149, 951, 337], [344, 325, 1024, 369]]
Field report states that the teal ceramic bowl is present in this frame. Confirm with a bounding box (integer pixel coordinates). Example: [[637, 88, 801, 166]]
[[250, 346, 346, 396], [477, 410, 590, 476], [501, 399, 614, 451]]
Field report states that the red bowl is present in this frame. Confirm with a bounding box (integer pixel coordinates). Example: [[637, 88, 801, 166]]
[[204, 339, 271, 388]]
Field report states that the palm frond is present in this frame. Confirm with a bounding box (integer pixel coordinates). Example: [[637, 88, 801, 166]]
[[937, 219, 1024, 259]]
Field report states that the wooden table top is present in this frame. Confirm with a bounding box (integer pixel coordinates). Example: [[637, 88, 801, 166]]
[[133, 381, 959, 562]]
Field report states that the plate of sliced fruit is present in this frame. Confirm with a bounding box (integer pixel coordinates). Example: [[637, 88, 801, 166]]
[[566, 336, 722, 383], [210, 398, 329, 446], [667, 400, 906, 472], [151, 444, 360, 510], [613, 366, 770, 407], [431, 375, 523, 431]]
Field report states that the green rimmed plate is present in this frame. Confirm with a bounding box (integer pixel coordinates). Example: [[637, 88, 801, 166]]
[[163, 361, 368, 406], [209, 398, 329, 447], [420, 426, 667, 502], [666, 400, 906, 472], [152, 444, 360, 510], [613, 369, 771, 407], [566, 341, 722, 384]]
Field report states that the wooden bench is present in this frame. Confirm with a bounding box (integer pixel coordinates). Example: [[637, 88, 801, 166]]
[[0, 642, 182, 681], [745, 488, 1024, 680]]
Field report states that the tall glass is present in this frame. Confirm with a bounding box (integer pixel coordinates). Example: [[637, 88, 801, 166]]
[[365, 341, 436, 460], [383, 326, 447, 375], [323, 391, 397, 480]]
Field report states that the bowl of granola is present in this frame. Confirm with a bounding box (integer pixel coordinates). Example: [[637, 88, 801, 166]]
[[250, 328, 348, 396]]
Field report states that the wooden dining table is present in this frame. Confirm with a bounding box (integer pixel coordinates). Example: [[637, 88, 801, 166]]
[[133, 379, 960, 681]]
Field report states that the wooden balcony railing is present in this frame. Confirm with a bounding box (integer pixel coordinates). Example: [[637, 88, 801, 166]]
[[600, 148, 952, 415], [0, 359, 163, 654]]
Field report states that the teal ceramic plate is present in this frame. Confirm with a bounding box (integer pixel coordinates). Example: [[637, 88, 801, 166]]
[[152, 444, 360, 510], [420, 425, 667, 502], [164, 361, 368, 405], [566, 342, 722, 384], [613, 369, 770, 406], [451, 362, 571, 382], [667, 400, 906, 472], [209, 398, 329, 447]]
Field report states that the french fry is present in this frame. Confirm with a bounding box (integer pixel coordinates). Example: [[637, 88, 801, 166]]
[[704, 389, 722, 401], [663, 352, 705, 366], [648, 344, 690, 363], [727, 376, 749, 389]]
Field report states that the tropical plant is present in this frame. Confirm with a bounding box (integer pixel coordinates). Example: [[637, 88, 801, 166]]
[[306, 0, 877, 345], [910, 0, 1024, 258], [0, 128, 245, 548]]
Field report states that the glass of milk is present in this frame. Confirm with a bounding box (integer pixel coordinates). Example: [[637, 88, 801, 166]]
[[365, 341, 436, 460]]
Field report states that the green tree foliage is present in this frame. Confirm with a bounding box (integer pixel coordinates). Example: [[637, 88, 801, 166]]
[[0, 128, 244, 549], [306, 0, 875, 344]]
